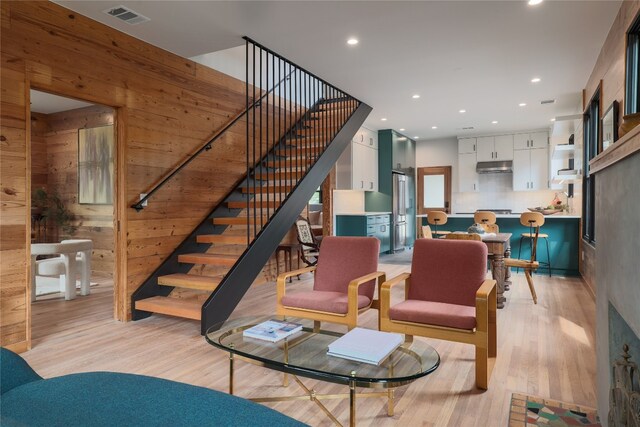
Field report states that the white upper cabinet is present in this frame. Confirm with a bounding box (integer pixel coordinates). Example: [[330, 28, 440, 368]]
[[514, 131, 548, 150], [458, 152, 479, 192], [513, 147, 549, 191], [494, 134, 514, 160], [476, 135, 513, 161], [458, 138, 476, 154], [337, 127, 378, 191]]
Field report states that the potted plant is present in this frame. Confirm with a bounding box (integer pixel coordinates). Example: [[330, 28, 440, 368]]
[[31, 188, 77, 242]]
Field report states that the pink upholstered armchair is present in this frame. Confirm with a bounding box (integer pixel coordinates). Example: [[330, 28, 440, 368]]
[[379, 238, 497, 389], [276, 236, 386, 330]]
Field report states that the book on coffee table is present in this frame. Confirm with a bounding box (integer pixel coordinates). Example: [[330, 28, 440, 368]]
[[242, 319, 303, 342], [327, 327, 404, 365]]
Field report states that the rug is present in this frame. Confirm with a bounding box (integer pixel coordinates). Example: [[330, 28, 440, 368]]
[[35, 276, 98, 296], [509, 393, 601, 426]]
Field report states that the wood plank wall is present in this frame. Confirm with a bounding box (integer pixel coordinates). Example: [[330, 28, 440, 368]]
[[580, 0, 640, 291], [31, 105, 116, 277], [0, 1, 301, 349]]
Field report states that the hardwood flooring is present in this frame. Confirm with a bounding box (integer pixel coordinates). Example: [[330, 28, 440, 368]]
[[24, 265, 596, 426]]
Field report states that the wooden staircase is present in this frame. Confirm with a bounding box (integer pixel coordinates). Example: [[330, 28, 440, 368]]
[[132, 97, 368, 325]]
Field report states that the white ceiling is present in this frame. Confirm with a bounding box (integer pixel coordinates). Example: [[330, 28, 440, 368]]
[[30, 90, 93, 114], [54, 0, 621, 141]]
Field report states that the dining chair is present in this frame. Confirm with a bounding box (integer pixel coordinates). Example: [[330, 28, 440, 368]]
[[505, 212, 544, 304], [426, 211, 451, 238], [516, 212, 551, 277], [474, 211, 499, 233], [379, 238, 497, 389], [294, 216, 320, 267], [276, 236, 386, 330]]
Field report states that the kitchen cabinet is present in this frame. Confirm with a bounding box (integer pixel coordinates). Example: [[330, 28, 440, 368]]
[[458, 152, 479, 192], [336, 127, 378, 191], [476, 135, 514, 161], [513, 147, 549, 190], [458, 137, 476, 154], [335, 214, 391, 254], [514, 131, 548, 150]]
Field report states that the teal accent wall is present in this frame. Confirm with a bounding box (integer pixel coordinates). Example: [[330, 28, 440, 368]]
[[420, 216, 580, 276], [365, 130, 393, 212]]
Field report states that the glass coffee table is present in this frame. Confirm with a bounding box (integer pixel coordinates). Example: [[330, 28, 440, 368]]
[[206, 316, 440, 427]]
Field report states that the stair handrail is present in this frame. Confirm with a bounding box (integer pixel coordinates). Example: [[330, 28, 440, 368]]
[[130, 68, 295, 211]]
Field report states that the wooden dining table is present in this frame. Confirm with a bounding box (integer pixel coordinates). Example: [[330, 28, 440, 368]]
[[479, 233, 512, 309]]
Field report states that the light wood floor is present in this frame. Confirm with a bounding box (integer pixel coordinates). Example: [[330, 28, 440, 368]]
[[24, 265, 596, 426]]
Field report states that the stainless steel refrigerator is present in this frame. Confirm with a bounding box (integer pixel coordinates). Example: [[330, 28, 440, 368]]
[[392, 172, 407, 252]]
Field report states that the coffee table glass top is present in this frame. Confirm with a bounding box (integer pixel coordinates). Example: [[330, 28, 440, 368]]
[[206, 317, 440, 388]]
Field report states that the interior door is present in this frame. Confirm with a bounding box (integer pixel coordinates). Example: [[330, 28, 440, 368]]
[[417, 166, 452, 214]]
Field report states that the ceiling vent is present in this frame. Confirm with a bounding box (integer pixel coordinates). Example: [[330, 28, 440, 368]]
[[540, 99, 556, 105], [103, 5, 150, 25], [462, 126, 475, 130]]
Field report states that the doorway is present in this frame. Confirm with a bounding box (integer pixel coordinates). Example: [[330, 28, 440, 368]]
[[417, 166, 452, 214], [29, 89, 119, 343]]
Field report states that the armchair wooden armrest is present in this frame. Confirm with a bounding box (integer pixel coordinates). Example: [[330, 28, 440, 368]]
[[380, 272, 412, 321], [475, 279, 496, 303], [347, 271, 387, 314], [276, 266, 317, 305]]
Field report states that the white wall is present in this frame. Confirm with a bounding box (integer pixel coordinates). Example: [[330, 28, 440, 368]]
[[416, 137, 559, 213]]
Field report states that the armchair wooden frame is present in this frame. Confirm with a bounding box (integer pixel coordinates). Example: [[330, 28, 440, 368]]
[[277, 267, 387, 330], [379, 274, 497, 389]]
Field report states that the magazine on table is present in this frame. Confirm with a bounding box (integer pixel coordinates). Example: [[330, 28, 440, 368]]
[[242, 319, 303, 342], [327, 327, 404, 365]]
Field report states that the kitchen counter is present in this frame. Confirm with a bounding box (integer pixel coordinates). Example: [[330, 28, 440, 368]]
[[334, 211, 392, 216], [416, 213, 580, 219], [418, 214, 581, 276]]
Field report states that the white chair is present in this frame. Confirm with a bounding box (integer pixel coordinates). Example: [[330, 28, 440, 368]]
[[31, 240, 93, 301]]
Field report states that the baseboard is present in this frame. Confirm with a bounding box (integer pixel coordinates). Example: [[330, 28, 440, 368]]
[[4, 340, 29, 354], [580, 274, 595, 301]]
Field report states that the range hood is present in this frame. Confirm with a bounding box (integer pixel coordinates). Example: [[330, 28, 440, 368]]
[[476, 160, 513, 174]]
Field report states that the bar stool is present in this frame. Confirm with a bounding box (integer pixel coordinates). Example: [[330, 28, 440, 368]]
[[474, 211, 499, 233], [516, 212, 551, 276], [427, 211, 451, 238]]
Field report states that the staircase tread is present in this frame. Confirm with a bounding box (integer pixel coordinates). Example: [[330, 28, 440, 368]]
[[196, 234, 249, 244], [135, 296, 201, 321], [158, 273, 223, 291]]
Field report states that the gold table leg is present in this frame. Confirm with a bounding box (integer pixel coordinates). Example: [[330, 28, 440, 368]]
[[349, 380, 356, 427], [229, 352, 234, 395]]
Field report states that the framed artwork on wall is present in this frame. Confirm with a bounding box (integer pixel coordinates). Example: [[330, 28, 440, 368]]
[[78, 125, 114, 204], [601, 100, 618, 151]]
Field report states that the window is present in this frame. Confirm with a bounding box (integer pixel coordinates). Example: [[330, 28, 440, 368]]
[[308, 187, 322, 205], [625, 12, 640, 114], [582, 88, 600, 244]]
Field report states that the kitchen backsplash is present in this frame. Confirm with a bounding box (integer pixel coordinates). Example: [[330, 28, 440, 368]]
[[333, 189, 365, 212], [454, 173, 564, 214]]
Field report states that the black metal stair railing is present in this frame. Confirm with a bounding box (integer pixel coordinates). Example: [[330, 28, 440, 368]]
[[201, 37, 370, 333]]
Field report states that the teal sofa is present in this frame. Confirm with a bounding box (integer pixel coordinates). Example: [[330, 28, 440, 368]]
[[0, 348, 306, 427]]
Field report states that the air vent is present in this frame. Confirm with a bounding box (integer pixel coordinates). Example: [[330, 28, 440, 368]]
[[462, 126, 475, 130], [541, 99, 556, 105], [103, 5, 150, 25]]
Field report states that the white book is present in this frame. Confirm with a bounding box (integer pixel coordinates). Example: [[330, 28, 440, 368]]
[[327, 327, 404, 365], [242, 319, 303, 343]]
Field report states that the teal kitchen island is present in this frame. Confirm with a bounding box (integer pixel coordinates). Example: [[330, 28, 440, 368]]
[[417, 213, 580, 277]]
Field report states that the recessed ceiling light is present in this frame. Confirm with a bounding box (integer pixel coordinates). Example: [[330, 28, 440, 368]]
[[459, 109, 466, 113], [550, 118, 556, 122], [531, 77, 541, 83], [431, 126, 437, 129], [414, 136, 419, 139], [399, 128, 405, 131], [412, 94, 420, 99], [519, 103, 527, 107], [492, 121, 498, 124], [347, 38, 358, 45], [381, 118, 387, 121], [528, 0, 543, 5]]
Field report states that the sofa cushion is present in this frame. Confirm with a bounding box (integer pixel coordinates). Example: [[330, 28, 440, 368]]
[[389, 299, 477, 330], [0, 348, 43, 395], [1, 371, 306, 427]]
